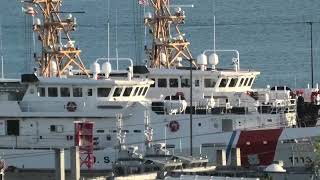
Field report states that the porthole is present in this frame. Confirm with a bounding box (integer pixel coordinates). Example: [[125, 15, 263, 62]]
[[198, 123, 201, 127]]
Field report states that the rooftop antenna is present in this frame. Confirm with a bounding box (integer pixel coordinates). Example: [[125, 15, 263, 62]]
[[107, 0, 110, 63], [308, 22, 314, 88], [144, 0, 194, 68], [213, 15, 216, 53], [21, 0, 88, 77], [115, 8, 119, 70], [0, 22, 4, 79], [116, 114, 126, 151], [212, 0, 216, 53], [144, 111, 153, 148]]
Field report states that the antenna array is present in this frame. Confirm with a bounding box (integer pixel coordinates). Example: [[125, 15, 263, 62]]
[[144, 0, 194, 68], [22, 0, 88, 77]]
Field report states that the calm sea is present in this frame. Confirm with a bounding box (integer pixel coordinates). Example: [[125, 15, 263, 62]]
[[1, 0, 320, 88]]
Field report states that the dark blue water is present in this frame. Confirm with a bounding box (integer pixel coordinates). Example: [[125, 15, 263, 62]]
[[1, 0, 320, 88]]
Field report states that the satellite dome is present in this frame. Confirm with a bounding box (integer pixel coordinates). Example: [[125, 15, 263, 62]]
[[102, 62, 112, 78], [196, 54, 207, 65], [208, 53, 219, 65]]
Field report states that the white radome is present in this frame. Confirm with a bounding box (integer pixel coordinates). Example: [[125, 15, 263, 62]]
[[90, 62, 100, 74], [102, 62, 112, 78], [197, 53, 208, 65], [208, 53, 219, 66]]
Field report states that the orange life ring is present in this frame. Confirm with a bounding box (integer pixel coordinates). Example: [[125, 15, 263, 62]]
[[169, 121, 180, 132], [66, 101, 77, 112]]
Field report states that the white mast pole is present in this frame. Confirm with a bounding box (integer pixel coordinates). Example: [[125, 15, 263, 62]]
[[107, 0, 110, 63], [213, 15, 216, 53], [115, 8, 119, 70], [0, 22, 4, 79]]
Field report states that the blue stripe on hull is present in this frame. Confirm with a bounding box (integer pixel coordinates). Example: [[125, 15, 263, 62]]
[[226, 131, 237, 161]]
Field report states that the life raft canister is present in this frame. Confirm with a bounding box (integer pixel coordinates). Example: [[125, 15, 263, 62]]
[[66, 101, 77, 112], [168, 120, 180, 132]]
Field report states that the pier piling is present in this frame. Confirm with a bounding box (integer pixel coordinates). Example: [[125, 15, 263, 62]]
[[70, 146, 80, 180], [55, 148, 65, 180]]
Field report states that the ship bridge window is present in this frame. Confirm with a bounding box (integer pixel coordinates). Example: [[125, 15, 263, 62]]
[[88, 89, 93, 96], [142, 87, 148, 96], [138, 87, 144, 96], [73, 87, 83, 97], [113, 87, 123, 97], [204, 79, 216, 88], [195, 79, 200, 87], [48, 87, 58, 97], [239, 78, 244, 86], [181, 78, 191, 88], [169, 78, 179, 87], [229, 78, 238, 87], [98, 88, 111, 97], [219, 79, 228, 88], [37, 87, 46, 97], [150, 78, 155, 88], [248, 78, 254, 86], [243, 78, 249, 86], [60, 87, 70, 97], [123, 87, 133, 97], [133, 87, 139, 96], [158, 78, 167, 88]]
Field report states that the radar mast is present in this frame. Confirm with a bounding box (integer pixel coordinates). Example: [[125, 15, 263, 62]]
[[22, 0, 88, 77], [144, 0, 195, 68]]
